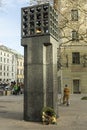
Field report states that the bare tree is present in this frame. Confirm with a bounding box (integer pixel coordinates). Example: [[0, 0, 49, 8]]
[[57, 0, 87, 70], [58, 0, 87, 43]]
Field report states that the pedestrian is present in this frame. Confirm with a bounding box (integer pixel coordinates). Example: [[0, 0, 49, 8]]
[[13, 83, 18, 95], [63, 84, 70, 106]]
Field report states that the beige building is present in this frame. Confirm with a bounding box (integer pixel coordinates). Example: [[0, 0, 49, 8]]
[[16, 54, 24, 83], [57, 0, 87, 94]]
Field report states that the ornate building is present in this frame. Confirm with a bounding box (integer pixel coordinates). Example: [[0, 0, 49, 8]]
[[0, 45, 24, 85]]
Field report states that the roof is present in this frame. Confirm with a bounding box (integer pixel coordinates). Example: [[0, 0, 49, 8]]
[[0, 45, 23, 57]]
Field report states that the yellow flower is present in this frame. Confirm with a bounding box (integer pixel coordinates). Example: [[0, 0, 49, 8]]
[[51, 116, 57, 124]]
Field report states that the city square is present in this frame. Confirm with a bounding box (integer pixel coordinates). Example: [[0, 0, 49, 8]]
[[0, 0, 87, 129], [0, 94, 87, 130]]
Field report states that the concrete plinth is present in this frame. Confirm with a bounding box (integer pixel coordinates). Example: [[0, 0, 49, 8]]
[[22, 35, 58, 121]]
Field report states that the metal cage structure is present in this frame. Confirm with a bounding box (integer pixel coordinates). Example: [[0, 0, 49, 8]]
[[21, 3, 58, 40]]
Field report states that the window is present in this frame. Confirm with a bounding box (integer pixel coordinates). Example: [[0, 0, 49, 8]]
[[12, 66, 14, 72], [0, 52, 2, 55], [0, 57, 2, 62], [72, 52, 80, 64], [7, 66, 9, 71], [20, 62, 22, 66], [17, 69, 19, 75], [4, 65, 6, 71], [0, 65, 2, 70], [72, 30, 79, 41], [17, 61, 19, 66], [71, 9, 78, 21], [0, 72, 2, 76], [12, 73, 14, 77], [4, 53, 6, 56], [7, 59, 9, 63], [4, 72, 5, 76]]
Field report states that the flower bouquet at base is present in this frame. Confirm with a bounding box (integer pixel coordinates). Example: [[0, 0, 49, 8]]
[[42, 107, 57, 125]]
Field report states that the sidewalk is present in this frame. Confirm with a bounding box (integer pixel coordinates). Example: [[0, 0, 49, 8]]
[[0, 94, 87, 130], [58, 94, 87, 130]]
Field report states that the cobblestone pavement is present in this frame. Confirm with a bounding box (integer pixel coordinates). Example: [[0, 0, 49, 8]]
[[0, 94, 87, 130]]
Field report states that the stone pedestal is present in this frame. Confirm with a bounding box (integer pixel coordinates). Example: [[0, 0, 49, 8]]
[[22, 35, 58, 121]]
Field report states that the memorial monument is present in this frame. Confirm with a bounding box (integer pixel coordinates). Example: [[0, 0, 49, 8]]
[[21, 2, 58, 121]]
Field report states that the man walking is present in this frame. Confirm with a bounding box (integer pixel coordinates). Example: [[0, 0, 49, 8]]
[[63, 84, 70, 106]]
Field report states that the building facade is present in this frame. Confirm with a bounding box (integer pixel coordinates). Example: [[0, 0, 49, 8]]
[[0, 45, 24, 85], [57, 0, 87, 94], [16, 54, 24, 83]]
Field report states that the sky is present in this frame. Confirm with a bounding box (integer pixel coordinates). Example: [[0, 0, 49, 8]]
[[0, 0, 30, 55]]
